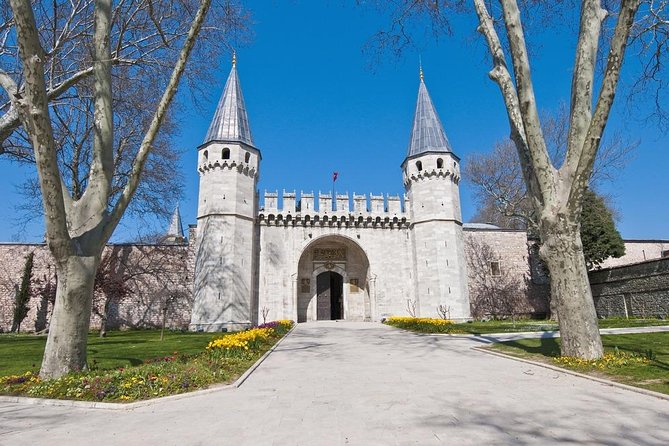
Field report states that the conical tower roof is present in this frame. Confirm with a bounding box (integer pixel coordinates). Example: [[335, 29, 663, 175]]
[[406, 69, 452, 157], [166, 205, 184, 239], [203, 55, 254, 146]]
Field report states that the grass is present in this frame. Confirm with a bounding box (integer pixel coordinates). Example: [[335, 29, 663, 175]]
[[0, 323, 294, 402], [489, 332, 669, 395], [384, 317, 668, 335], [0, 330, 217, 376]]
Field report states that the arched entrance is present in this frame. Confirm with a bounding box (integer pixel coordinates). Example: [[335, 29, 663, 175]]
[[317, 271, 343, 320], [295, 235, 373, 323]]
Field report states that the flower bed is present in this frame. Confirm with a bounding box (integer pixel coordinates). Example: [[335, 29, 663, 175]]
[[384, 316, 455, 333], [553, 350, 651, 370], [0, 320, 294, 403]]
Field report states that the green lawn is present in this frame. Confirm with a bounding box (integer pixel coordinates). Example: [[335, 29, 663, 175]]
[[490, 332, 669, 395], [0, 330, 218, 376], [384, 317, 668, 335]]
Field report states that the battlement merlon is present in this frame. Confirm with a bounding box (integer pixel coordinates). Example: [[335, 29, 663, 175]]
[[259, 190, 410, 219]]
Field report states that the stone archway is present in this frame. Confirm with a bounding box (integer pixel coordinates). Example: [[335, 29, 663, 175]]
[[296, 235, 372, 323]]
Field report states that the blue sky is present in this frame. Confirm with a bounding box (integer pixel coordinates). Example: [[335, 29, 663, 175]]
[[1, 1, 667, 241]]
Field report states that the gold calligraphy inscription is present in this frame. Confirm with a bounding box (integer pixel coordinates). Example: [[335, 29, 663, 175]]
[[313, 247, 346, 261]]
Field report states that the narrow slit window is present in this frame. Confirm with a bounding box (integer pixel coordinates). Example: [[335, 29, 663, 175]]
[[416, 161, 423, 171], [490, 261, 501, 277], [222, 148, 231, 159], [437, 158, 444, 169], [245, 152, 251, 163]]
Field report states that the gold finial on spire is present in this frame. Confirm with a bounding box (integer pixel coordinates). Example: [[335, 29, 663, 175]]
[[232, 51, 237, 67], [419, 55, 424, 81]]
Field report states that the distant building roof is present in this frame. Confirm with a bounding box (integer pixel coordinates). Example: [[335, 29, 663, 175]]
[[463, 223, 502, 230]]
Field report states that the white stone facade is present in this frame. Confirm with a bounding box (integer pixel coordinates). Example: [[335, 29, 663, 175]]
[[189, 64, 473, 330]]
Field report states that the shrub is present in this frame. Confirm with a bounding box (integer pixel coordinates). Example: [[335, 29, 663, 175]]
[[384, 316, 455, 333]]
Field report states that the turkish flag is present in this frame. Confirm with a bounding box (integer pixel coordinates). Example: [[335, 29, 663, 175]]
[[333, 172, 339, 182]]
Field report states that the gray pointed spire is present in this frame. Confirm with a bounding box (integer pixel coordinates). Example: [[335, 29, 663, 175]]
[[407, 72, 452, 157], [167, 205, 184, 239], [203, 56, 254, 146]]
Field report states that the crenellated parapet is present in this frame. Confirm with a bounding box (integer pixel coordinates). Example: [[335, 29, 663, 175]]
[[258, 190, 410, 229]]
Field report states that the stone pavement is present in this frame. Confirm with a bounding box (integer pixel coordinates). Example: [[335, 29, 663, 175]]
[[1, 322, 668, 445]]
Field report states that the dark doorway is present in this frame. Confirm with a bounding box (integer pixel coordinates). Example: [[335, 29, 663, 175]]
[[316, 271, 344, 320]]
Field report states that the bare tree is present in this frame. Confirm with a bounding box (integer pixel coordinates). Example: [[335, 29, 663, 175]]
[[2, 0, 247, 378], [364, 0, 668, 358], [1, 1, 249, 231], [465, 106, 637, 232]]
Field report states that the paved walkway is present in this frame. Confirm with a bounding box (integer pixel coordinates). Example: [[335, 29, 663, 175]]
[[1, 322, 668, 445]]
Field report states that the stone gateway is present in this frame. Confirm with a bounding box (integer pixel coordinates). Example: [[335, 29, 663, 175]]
[[189, 62, 471, 331]]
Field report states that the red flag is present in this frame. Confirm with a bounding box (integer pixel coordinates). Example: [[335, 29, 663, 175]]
[[333, 172, 339, 182]]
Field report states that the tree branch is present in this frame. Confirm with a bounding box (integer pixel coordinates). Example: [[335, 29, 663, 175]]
[[8, 0, 71, 257], [499, 0, 555, 200], [473, 0, 547, 210], [104, 0, 214, 241], [565, 0, 607, 180], [0, 66, 95, 147], [570, 0, 641, 199], [75, 0, 114, 238]]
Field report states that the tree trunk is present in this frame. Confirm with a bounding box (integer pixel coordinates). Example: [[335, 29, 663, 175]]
[[40, 254, 99, 379], [540, 217, 603, 359]]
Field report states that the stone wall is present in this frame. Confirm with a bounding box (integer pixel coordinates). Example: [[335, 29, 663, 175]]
[[0, 242, 194, 333], [599, 240, 668, 268], [590, 258, 669, 318], [463, 229, 549, 319]]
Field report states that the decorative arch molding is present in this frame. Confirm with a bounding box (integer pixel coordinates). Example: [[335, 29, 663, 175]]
[[294, 234, 374, 322]]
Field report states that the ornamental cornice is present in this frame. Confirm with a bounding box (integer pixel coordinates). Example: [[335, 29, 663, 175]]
[[198, 160, 258, 178], [403, 168, 460, 188], [257, 213, 410, 230]]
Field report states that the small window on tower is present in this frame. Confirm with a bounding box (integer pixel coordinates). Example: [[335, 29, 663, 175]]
[[222, 148, 231, 159], [416, 161, 423, 171], [245, 152, 251, 163], [203, 150, 208, 162], [437, 158, 444, 169], [490, 261, 501, 277]]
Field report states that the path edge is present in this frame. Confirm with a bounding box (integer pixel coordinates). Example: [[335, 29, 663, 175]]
[[474, 345, 669, 402]]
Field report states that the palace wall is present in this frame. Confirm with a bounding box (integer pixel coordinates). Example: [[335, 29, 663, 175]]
[[0, 225, 663, 333], [0, 241, 194, 333], [591, 257, 669, 318], [598, 240, 669, 268], [462, 229, 550, 318]]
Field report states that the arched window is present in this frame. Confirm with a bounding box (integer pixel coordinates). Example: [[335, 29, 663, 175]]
[[222, 148, 231, 159], [245, 152, 251, 163], [203, 150, 208, 162], [416, 161, 423, 171], [437, 158, 444, 169]]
